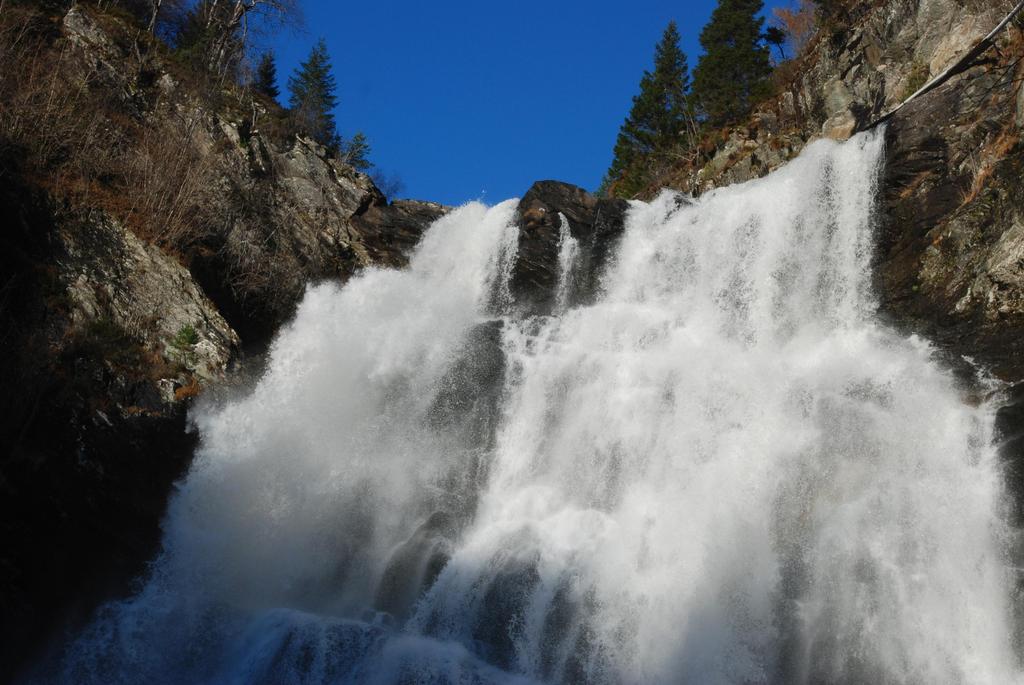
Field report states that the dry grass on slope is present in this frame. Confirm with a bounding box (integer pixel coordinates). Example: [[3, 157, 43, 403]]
[[0, 5, 222, 251]]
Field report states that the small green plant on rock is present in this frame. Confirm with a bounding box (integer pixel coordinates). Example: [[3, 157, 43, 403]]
[[169, 323, 200, 367]]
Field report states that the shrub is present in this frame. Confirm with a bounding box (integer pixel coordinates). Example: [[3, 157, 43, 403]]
[[78, 317, 142, 368], [900, 62, 930, 102], [121, 113, 219, 248], [168, 323, 199, 366], [170, 323, 199, 348], [0, 5, 222, 252]]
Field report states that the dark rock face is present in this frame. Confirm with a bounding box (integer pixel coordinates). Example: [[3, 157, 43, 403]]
[[877, 64, 1024, 382], [352, 199, 449, 268], [510, 181, 630, 316], [2, 399, 196, 675], [375, 511, 456, 620], [996, 383, 1024, 525]]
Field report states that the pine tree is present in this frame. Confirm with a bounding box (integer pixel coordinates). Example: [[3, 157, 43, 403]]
[[691, 0, 773, 128], [341, 131, 372, 171], [255, 52, 280, 100], [288, 39, 340, 151], [605, 21, 691, 198]]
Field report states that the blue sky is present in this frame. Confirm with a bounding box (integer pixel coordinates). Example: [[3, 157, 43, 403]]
[[268, 1, 782, 206]]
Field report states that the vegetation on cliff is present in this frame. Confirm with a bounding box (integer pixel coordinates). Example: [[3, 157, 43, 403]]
[[287, 38, 341, 151], [691, 0, 773, 128], [603, 21, 694, 198], [602, 0, 840, 198]]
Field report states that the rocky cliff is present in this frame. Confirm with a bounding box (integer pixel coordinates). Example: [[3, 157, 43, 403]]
[[0, 4, 445, 672]]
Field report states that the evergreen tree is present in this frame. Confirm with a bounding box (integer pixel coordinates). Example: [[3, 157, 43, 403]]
[[288, 39, 340, 151], [605, 21, 691, 198], [341, 131, 372, 171], [691, 0, 773, 128], [255, 52, 280, 100]]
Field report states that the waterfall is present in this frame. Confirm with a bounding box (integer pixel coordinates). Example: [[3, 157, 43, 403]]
[[553, 213, 579, 313], [45, 131, 1022, 684]]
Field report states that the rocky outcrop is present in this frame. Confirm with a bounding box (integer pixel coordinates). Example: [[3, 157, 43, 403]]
[[353, 199, 451, 267], [673, 0, 1015, 195], [188, 129, 447, 340], [57, 210, 239, 383], [54, 6, 448, 343], [511, 181, 630, 315]]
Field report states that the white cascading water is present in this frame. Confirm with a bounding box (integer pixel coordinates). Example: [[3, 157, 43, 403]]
[[47, 131, 1023, 684], [553, 213, 579, 313]]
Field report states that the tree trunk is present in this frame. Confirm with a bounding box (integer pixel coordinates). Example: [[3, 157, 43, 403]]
[[146, 0, 162, 33]]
